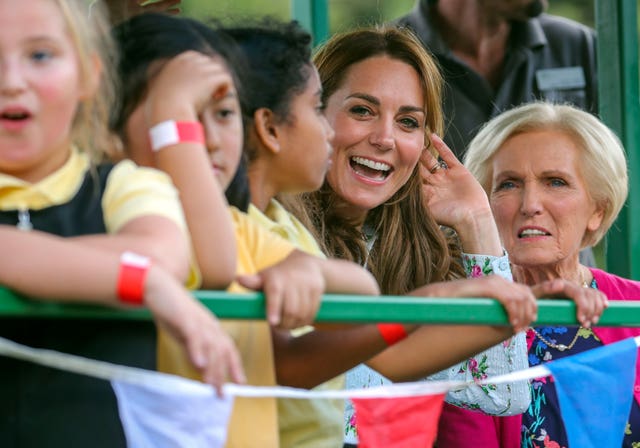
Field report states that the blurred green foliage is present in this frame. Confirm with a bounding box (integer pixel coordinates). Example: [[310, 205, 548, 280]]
[[181, 0, 288, 23], [182, 0, 596, 30]]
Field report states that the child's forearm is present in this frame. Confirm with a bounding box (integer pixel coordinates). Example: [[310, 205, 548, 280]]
[[1, 227, 124, 303], [319, 258, 380, 296], [70, 216, 191, 284]]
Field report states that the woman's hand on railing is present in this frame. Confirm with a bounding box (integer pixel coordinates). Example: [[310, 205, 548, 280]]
[[412, 275, 538, 333], [531, 279, 609, 328]]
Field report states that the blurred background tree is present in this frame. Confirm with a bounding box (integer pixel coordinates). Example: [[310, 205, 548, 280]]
[[181, 0, 596, 32]]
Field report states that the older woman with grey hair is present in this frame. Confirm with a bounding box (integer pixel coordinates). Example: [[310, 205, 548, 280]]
[[460, 101, 640, 447]]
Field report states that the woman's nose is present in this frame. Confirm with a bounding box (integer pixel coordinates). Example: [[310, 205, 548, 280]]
[[368, 119, 395, 151], [519, 185, 544, 216]]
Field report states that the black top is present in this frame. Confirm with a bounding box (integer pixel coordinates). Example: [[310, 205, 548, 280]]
[[0, 164, 156, 448]]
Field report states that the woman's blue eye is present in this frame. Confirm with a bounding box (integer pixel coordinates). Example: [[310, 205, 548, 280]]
[[496, 181, 516, 191], [550, 178, 567, 187], [30, 50, 53, 62]]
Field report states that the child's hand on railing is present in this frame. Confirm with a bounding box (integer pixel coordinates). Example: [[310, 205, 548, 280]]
[[143, 265, 246, 394], [237, 250, 380, 330], [236, 250, 324, 330]]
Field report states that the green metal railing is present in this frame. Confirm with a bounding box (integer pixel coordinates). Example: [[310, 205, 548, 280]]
[[3, 287, 640, 327]]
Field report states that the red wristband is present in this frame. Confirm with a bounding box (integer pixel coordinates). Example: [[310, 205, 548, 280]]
[[117, 252, 151, 305], [149, 120, 205, 152], [377, 323, 408, 346]]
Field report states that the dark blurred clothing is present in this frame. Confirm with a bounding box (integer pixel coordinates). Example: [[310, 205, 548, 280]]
[[396, 1, 597, 160]]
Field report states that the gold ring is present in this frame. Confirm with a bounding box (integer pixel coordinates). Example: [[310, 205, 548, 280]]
[[429, 162, 442, 174]]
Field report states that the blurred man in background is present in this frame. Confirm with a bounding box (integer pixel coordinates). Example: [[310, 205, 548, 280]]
[[396, 0, 597, 159]]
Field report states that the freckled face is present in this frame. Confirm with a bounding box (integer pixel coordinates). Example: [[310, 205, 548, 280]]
[[323, 56, 426, 219], [489, 129, 604, 268]]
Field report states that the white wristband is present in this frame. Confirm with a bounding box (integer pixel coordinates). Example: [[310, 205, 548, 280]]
[[149, 120, 205, 152]]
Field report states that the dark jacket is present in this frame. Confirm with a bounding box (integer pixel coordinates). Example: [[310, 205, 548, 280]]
[[396, 1, 597, 158]]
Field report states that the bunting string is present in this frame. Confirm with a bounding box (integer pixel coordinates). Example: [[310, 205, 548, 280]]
[[2, 335, 639, 448], [2, 335, 638, 398], [0, 335, 559, 399]]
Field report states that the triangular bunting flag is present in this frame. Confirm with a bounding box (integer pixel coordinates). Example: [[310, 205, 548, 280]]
[[112, 375, 234, 448], [351, 393, 446, 448], [546, 337, 638, 448]]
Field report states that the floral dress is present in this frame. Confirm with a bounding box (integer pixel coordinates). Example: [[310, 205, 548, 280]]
[[344, 252, 529, 445], [522, 279, 640, 448]]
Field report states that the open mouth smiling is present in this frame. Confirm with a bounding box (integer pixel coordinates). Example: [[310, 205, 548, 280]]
[[350, 156, 392, 181]]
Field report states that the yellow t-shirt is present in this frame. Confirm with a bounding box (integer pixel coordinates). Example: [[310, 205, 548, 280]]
[[0, 149, 198, 288], [158, 207, 296, 448], [248, 200, 324, 258], [0, 149, 185, 225], [249, 200, 345, 448]]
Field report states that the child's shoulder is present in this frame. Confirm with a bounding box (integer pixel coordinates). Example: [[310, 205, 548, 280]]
[[102, 160, 186, 234], [108, 159, 174, 186], [229, 206, 296, 262], [104, 159, 181, 202]]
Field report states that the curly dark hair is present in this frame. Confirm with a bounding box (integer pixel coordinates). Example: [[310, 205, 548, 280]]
[[224, 19, 313, 161]]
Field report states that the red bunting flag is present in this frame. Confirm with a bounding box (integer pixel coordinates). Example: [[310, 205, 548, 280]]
[[351, 393, 446, 447]]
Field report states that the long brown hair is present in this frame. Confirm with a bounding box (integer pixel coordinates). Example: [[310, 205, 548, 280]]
[[286, 25, 464, 295]]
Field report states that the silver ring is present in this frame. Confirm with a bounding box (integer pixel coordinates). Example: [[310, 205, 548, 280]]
[[429, 161, 446, 174]]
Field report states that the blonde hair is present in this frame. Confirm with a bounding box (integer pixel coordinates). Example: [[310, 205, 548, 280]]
[[288, 25, 463, 295], [55, 0, 118, 162], [464, 102, 628, 247]]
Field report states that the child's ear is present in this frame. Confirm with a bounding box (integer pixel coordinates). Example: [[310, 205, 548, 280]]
[[253, 108, 281, 154], [78, 53, 102, 100]]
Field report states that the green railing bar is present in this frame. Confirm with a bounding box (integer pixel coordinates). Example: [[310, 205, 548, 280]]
[[1, 288, 640, 327]]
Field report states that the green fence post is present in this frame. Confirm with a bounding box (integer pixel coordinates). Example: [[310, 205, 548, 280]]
[[597, 0, 640, 279], [290, 0, 329, 45]]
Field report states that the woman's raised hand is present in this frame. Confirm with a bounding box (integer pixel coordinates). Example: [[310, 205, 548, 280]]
[[420, 134, 491, 226], [421, 134, 503, 255]]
